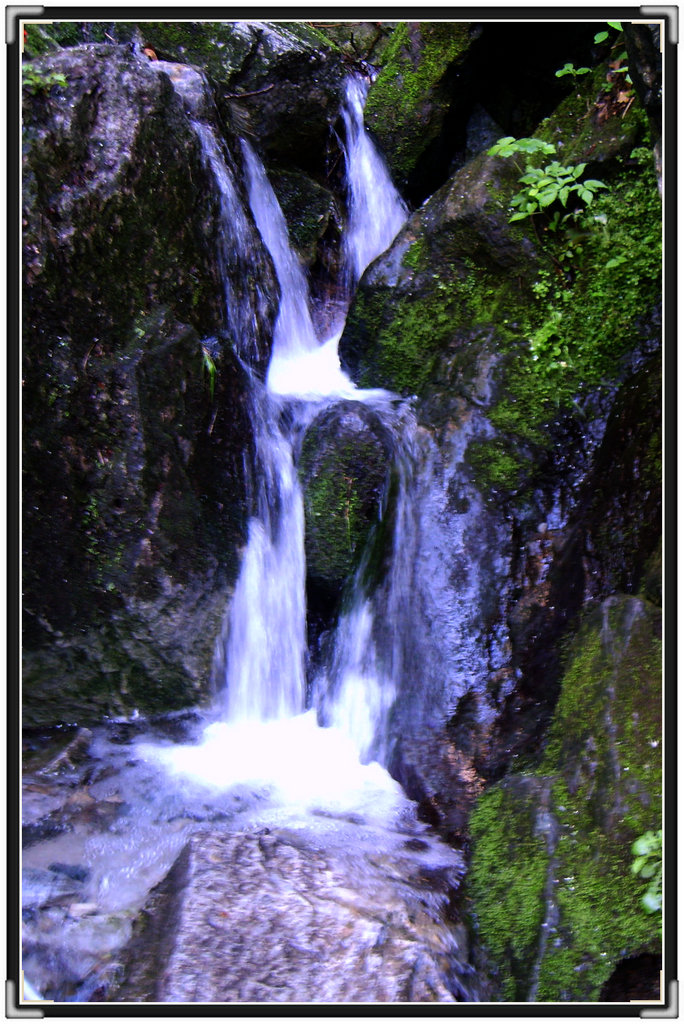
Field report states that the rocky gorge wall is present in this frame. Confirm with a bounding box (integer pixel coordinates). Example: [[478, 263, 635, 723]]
[[20, 18, 664, 1003]]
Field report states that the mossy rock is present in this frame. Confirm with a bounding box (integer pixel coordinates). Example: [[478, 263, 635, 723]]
[[364, 22, 478, 190], [298, 402, 394, 600], [469, 594, 662, 1001], [313, 21, 397, 64], [21, 46, 276, 724], [339, 148, 537, 401], [537, 61, 648, 166], [137, 21, 346, 168]]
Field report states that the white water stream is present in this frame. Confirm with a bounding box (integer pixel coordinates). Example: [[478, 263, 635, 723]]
[[139, 74, 411, 819]]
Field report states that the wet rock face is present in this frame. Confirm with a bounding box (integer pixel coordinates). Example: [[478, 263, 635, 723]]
[[114, 826, 470, 1003], [469, 595, 662, 1002], [138, 21, 347, 172], [580, 355, 662, 601], [21, 45, 279, 724], [299, 402, 394, 606]]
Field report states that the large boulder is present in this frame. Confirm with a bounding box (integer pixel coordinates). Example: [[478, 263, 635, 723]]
[[298, 402, 395, 607], [112, 825, 470, 1002], [22, 45, 279, 724], [364, 22, 479, 194], [468, 595, 662, 1001]]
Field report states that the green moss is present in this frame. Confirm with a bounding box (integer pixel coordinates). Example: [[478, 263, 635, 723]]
[[365, 22, 473, 181], [469, 780, 551, 1000], [401, 237, 428, 271], [468, 597, 661, 1001], [351, 256, 522, 398], [300, 428, 389, 590]]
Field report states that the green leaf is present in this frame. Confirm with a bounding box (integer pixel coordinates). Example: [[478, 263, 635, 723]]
[[594, 30, 609, 43], [559, 186, 570, 206], [607, 20, 622, 31], [583, 179, 607, 189], [538, 189, 559, 207], [509, 211, 531, 222], [572, 163, 587, 178]]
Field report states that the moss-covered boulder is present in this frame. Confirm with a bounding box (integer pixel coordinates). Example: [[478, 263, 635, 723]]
[[22, 45, 279, 724], [364, 22, 479, 193], [298, 402, 394, 603], [469, 594, 662, 1001], [136, 21, 346, 170], [339, 145, 536, 402]]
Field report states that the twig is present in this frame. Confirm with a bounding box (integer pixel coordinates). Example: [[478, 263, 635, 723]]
[[621, 95, 635, 118], [224, 83, 275, 100]]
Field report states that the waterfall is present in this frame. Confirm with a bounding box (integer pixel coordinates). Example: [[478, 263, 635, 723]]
[[341, 76, 409, 287], [143, 73, 411, 806], [23, 68, 479, 1004], [241, 140, 357, 399]]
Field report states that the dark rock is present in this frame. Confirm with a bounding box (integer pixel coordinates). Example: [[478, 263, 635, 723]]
[[22, 867, 83, 908], [580, 355, 662, 601], [389, 725, 484, 844], [47, 863, 90, 883], [139, 22, 346, 172], [600, 953, 662, 1002], [267, 167, 336, 268], [299, 401, 394, 605], [21, 45, 278, 724], [623, 24, 662, 184]]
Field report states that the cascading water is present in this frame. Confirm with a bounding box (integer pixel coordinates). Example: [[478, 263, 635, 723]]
[[22, 72, 477, 1004], [341, 75, 409, 288], [158, 74, 412, 784]]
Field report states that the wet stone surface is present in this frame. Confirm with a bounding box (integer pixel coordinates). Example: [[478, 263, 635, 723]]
[[21, 719, 474, 1004]]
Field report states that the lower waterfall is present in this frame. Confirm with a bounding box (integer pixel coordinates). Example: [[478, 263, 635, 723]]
[[142, 74, 419, 813]]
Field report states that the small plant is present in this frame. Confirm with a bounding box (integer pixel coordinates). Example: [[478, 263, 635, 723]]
[[594, 21, 622, 44], [489, 137, 607, 225], [509, 161, 607, 223], [631, 829, 662, 914], [556, 62, 590, 78], [22, 62, 68, 95], [487, 136, 556, 163]]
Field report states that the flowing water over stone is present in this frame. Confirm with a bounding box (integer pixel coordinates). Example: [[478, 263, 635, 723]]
[[22, 73, 477, 1004]]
